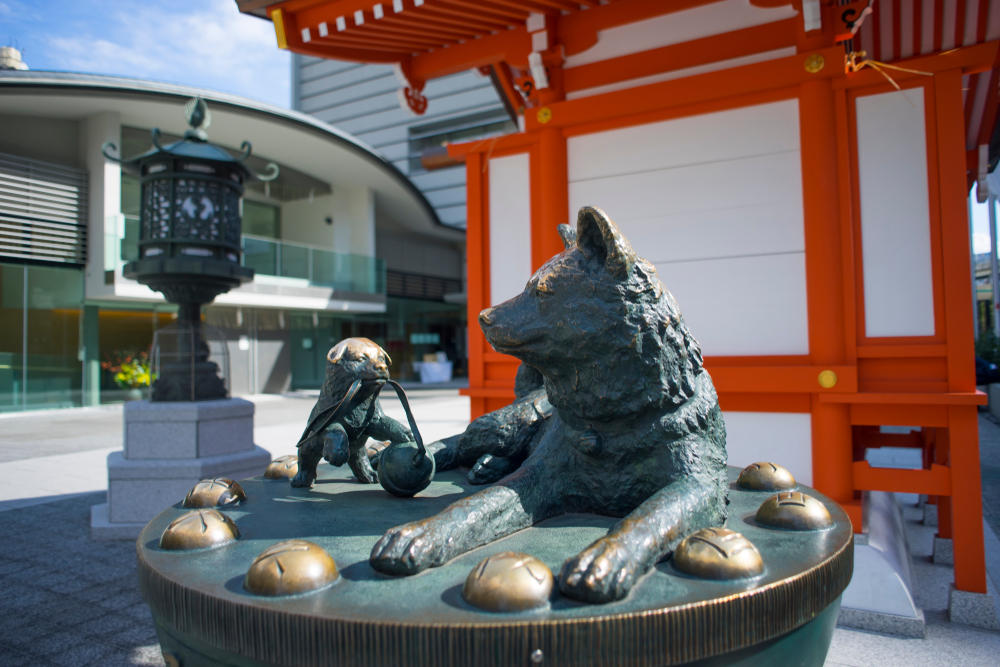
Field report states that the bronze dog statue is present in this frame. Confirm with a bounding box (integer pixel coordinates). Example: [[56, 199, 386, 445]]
[[370, 207, 728, 604], [292, 338, 413, 487]]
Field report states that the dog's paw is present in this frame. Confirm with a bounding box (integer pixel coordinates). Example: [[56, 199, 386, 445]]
[[559, 538, 637, 604], [322, 428, 349, 467], [369, 521, 445, 575], [289, 469, 315, 488], [468, 454, 520, 485]]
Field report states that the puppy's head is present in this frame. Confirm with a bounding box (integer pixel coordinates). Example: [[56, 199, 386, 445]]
[[326, 338, 391, 384]]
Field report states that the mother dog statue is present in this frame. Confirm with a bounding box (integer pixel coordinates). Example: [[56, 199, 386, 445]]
[[370, 206, 728, 604]]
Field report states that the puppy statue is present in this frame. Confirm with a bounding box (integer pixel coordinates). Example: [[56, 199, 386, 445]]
[[291, 338, 414, 487]]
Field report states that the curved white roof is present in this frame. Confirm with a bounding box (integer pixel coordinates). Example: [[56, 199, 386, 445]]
[[0, 70, 463, 242]]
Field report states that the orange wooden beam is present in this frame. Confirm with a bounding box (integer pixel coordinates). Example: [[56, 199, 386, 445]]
[[819, 392, 987, 405], [705, 366, 858, 394], [525, 46, 846, 131], [563, 18, 798, 93], [832, 41, 1000, 91], [448, 131, 538, 158], [852, 461, 953, 495], [410, 27, 532, 80], [855, 344, 949, 357]]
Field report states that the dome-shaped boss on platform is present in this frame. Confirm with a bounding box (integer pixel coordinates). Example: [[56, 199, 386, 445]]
[[462, 552, 554, 612], [737, 462, 796, 492], [159, 509, 240, 551], [263, 455, 298, 480], [182, 478, 246, 508], [244, 539, 339, 596]]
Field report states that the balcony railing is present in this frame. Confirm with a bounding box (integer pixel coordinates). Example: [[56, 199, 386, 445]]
[[105, 215, 385, 295]]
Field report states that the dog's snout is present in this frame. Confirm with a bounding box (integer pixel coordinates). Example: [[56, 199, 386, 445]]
[[479, 308, 495, 327]]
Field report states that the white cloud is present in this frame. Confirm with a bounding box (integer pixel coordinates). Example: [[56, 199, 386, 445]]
[[45, 0, 289, 107]]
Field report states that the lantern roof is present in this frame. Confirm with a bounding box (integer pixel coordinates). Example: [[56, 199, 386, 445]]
[[122, 138, 253, 173], [110, 96, 264, 182]]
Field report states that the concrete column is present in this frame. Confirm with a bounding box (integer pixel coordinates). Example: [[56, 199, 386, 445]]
[[82, 304, 100, 406], [78, 111, 121, 300]]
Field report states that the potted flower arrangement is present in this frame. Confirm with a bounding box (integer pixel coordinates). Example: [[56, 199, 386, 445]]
[[102, 350, 152, 400]]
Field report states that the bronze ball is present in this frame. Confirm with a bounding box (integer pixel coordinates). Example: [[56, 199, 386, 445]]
[[244, 540, 339, 596], [377, 440, 435, 497], [182, 478, 246, 508], [673, 527, 764, 580], [159, 509, 240, 551], [264, 455, 299, 480], [755, 492, 834, 531], [462, 552, 554, 612], [736, 462, 796, 492]]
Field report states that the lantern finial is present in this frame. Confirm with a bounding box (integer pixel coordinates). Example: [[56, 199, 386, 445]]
[[183, 96, 211, 141]]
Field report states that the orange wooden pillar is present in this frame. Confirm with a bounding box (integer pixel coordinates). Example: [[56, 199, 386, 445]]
[[800, 79, 855, 516], [465, 151, 489, 420], [534, 127, 568, 269], [935, 68, 987, 594]]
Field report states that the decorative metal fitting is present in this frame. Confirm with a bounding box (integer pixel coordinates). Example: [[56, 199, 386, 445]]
[[673, 527, 764, 580], [244, 540, 339, 596], [462, 552, 554, 612], [182, 478, 246, 508], [159, 509, 240, 551], [755, 492, 834, 531], [263, 455, 299, 480], [737, 462, 796, 492]]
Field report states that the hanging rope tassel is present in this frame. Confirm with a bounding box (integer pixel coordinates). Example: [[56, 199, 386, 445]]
[[846, 51, 933, 107]]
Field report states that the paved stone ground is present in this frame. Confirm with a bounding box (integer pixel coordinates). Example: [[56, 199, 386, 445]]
[[0, 492, 164, 667]]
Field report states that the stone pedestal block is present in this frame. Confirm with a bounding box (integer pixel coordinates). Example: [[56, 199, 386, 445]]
[[923, 503, 938, 527], [91, 398, 270, 540], [124, 399, 255, 459], [105, 448, 270, 523], [933, 536, 954, 565], [948, 584, 1000, 630]]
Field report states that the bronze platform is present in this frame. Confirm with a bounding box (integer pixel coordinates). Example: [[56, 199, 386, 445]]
[[138, 465, 853, 667]]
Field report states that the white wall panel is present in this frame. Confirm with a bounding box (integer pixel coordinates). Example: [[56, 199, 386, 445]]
[[656, 254, 809, 356], [569, 100, 800, 181], [856, 89, 935, 337], [570, 152, 804, 262], [489, 153, 532, 306], [563, 0, 798, 69], [567, 99, 808, 356], [721, 412, 813, 485]]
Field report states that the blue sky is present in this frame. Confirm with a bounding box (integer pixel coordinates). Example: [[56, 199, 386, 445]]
[[1, 0, 290, 108]]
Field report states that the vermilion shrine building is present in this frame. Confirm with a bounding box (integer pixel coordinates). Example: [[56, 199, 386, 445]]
[[240, 0, 999, 601]]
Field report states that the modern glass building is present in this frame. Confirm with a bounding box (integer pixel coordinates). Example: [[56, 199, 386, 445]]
[[0, 71, 467, 411]]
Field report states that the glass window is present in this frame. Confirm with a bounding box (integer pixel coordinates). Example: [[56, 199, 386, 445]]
[[0, 264, 24, 411], [25, 265, 83, 410], [408, 109, 516, 174], [243, 200, 281, 239]]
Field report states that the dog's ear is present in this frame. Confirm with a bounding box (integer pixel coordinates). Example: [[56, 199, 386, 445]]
[[556, 224, 577, 250], [576, 206, 636, 278]]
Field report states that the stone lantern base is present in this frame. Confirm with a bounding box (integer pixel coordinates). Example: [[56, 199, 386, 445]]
[[90, 398, 271, 540]]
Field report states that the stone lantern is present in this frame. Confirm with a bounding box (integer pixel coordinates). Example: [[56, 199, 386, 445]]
[[104, 96, 275, 401], [92, 98, 274, 539]]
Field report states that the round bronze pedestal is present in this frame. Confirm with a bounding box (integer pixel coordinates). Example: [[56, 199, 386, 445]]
[[138, 466, 852, 667]]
